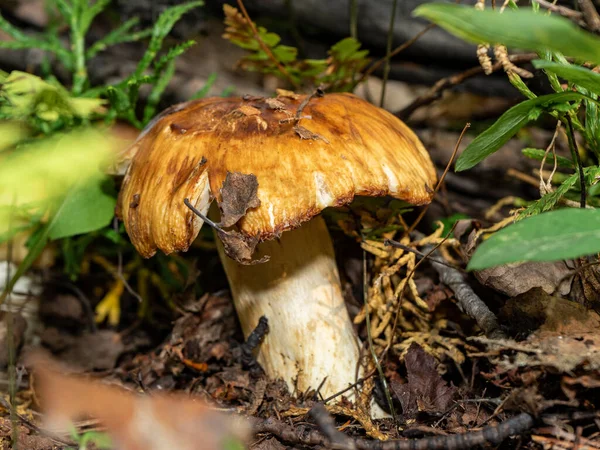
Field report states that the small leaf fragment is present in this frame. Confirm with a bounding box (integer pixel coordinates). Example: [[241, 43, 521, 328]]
[[218, 172, 261, 228], [294, 125, 329, 143], [217, 230, 269, 265]]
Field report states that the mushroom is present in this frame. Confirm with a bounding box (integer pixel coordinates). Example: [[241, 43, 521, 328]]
[[116, 91, 436, 399]]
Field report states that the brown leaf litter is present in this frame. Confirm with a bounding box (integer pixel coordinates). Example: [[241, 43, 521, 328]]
[[389, 343, 456, 419]]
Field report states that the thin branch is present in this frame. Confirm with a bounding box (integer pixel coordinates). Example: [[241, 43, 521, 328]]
[[533, 0, 585, 23], [321, 371, 376, 404], [359, 24, 435, 84], [578, 0, 600, 31], [363, 250, 396, 420], [253, 410, 535, 450], [349, 0, 358, 40], [396, 53, 538, 120], [407, 122, 470, 234], [564, 115, 586, 208], [380, 0, 399, 108], [236, 0, 300, 89], [310, 404, 356, 450], [418, 238, 507, 339], [383, 239, 465, 272]]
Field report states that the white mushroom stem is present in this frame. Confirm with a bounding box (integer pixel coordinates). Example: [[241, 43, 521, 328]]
[[214, 215, 361, 398]]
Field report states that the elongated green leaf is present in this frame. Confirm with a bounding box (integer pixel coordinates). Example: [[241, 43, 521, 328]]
[[533, 60, 600, 94], [468, 208, 600, 270], [413, 4, 600, 65], [521, 148, 574, 168], [48, 177, 116, 240], [455, 92, 583, 171]]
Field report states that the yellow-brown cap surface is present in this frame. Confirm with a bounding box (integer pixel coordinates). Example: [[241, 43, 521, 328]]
[[117, 92, 436, 259]]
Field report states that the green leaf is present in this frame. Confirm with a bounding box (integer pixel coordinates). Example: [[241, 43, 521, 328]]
[[330, 37, 363, 61], [86, 18, 153, 59], [80, 0, 112, 34], [0, 13, 70, 61], [521, 147, 574, 168], [191, 73, 217, 99], [413, 4, 600, 65], [455, 92, 584, 171], [143, 60, 176, 124], [272, 45, 298, 64], [153, 40, 196, 74], [48, 176, 116, 240], [519, 166, 600, 217], [533, 60, 600, 95], [468, 208, 600, 270], [132, 1, 203, 79]]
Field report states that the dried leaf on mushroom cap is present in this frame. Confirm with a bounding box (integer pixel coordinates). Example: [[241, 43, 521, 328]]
[[117, 92, 437, 260]]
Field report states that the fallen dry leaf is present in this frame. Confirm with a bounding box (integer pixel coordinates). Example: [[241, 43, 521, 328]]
[[218, 172, 261, 228], [28, 352, 250, 450], [500, 288, 600, 336], [293, 125, 328, 142], [390, 343, 456, 417], [474, 261, 572, 298]]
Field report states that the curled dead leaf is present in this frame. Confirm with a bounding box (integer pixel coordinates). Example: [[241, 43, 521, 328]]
[[218, 172, 261, 228], [217, 230, 269, 265]]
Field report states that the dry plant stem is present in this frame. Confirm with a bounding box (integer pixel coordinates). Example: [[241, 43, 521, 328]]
[[578, 0, 600, 31], [214, 214, 361, 398], [396, 53, 537, 120], [565, 115, 586, 208], [419, 240, 506, 339], [380, 0, 399, 108], [310, 404, 356, 450], [235, 0, 299, 89], [349, 0, 358, 40], [407, 123, 470, 234], [253, 410, 534, 450], [378, 232, 452, 367], [359, 24, 436, 84], [534, 0, 585, 23]]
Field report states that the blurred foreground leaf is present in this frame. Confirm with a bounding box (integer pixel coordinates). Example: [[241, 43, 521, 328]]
[[414, 4, 600, 65]]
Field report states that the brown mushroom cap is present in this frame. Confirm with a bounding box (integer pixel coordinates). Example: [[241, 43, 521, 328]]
[[117, 92, 437, 258]]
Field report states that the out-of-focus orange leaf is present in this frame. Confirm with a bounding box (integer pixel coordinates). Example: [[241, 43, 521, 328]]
[[28, 352, 250, 450]]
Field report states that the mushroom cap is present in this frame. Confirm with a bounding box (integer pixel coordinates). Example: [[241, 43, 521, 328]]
[[117, 92, 437, 259]]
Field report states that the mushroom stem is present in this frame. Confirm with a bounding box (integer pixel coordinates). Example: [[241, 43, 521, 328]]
[[214, 215, 361, 398]]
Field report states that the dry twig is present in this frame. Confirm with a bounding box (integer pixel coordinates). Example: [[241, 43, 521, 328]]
[[253, 409, 535, 450], [413, 234, 506, 339], [396, 53, 537, 120], [235, 0, 300, 89]]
